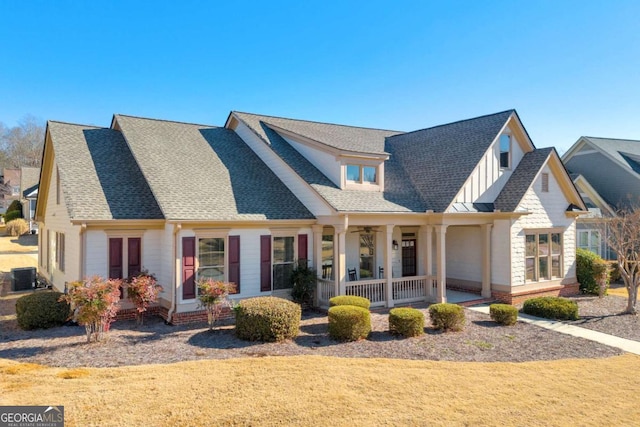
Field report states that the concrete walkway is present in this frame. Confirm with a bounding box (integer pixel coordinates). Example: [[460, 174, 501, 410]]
[[468, 304, 640, 356]]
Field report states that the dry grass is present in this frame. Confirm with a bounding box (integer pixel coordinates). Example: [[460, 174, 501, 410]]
[[1, 355, 639, 426], [608, 286, 628, 298], [0, 234, 38, 254]]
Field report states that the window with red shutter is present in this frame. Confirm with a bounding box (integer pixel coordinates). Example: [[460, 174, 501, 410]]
[[182, 237, 196, 299], [228, 235, 240, 294], [108, 238, 123, 279], [260, 235, 271, 292]]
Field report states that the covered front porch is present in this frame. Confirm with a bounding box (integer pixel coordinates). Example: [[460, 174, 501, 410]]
[[312, 219, 494, 308]]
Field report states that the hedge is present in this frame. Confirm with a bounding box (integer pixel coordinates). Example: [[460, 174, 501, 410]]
[[428, 303, 465, 332], [16, 291, 70, 330], [522, 296, 579, 321], [328, 305, 371, 341], [329, 295, 370, 310], [489, 304, 518, 326], [234, 297, 301, 342], [389, 307, 424, 337]]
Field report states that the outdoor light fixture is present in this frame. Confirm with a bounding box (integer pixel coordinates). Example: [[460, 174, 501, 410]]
[[392, 240, 399, 250]]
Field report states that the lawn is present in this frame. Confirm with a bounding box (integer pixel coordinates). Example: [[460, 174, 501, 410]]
[[1, 354, 639, 426]]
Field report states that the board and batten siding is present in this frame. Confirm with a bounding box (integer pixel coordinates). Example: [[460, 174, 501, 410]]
[[232, 120, 333, 216], [280, 134, 342, 186], [490, 219, 512, 286], [39, 159, 80, 292], [453, 129, 526, 205], [511, 164, 577, 286]]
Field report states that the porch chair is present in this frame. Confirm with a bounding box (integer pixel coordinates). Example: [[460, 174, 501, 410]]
[[348, 268, 358, 281], [378, 267, 384, 279]]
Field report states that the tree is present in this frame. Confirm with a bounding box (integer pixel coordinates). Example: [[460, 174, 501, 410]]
[[604, 206, 640, 314], [0, 115, 45, 169]]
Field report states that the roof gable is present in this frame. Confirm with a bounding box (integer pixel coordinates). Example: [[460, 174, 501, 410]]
[[114, 115, 314, 221], [564, 136, 640, 180]]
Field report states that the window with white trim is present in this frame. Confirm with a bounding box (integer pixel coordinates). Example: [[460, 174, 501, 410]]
[[197, 237, 225, 283], [346, 164, 378, 184], [359, 232, 375, 279], [499, 134, 511, 169], [577, 230, 600, 256], [525, 231, 562, 282], [273, 236, 294, 290]]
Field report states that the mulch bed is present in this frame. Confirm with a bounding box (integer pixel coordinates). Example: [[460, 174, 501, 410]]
[[566, 294, 640, 342], [0, 299, 623, 368]]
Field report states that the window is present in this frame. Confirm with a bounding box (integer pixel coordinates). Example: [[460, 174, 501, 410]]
[[578, 230, 600, 256], [55, 232, 65, 272], [499, 134, 511, 169], [198, 237, 225, 282], [346, 165, 361, 182], [11, 186, 19, 196], [359, 233, 375, 279], [273, 236, 294, 290], [541, 173, 549, 192], [346, 164, 378, 184], [525, 231, 562, 282]]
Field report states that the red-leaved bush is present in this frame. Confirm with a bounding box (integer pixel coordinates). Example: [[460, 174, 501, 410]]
[[197, 278, 236, 330], [61, 276, 121, 343], [127, 272, 163, 325]]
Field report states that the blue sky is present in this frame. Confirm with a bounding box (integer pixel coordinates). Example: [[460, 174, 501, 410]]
[[1, 0, 639, 153]]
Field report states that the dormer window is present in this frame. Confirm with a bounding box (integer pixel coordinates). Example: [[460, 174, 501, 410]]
[[347, 164, 378, 184], [499, 134, 511, 169]]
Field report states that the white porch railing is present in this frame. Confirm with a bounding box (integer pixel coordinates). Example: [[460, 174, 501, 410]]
[[346, 278, 386, 307], [392, 276, 429, 304], [317, 279, 335, 307]]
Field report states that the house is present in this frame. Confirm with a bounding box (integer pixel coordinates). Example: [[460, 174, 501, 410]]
[[562, 136, 640, 260], [20, 167, 40, 232], [36, 109, 586, 323], [1, 168, 21, 212]]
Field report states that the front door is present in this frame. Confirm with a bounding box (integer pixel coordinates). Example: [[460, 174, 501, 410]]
[[402, 239, 417, 277]]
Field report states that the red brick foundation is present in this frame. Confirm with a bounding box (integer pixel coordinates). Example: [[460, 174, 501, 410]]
[[114, 305, 233, 326], [492, 283, 580, 305]]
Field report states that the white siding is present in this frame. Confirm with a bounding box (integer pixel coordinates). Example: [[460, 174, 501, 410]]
[[233, 120, 333, 216], [281, 135, 341, 186], [453, 128, 526, 205], [511, 164, 577, 286], [40, 160, 80, 292], [446, 226, 482, 282]]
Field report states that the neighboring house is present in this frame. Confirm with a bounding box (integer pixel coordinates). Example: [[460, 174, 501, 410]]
[[563, 136, 640, 260], [36, 110, 586, 324], [20, 167, 40, 232]]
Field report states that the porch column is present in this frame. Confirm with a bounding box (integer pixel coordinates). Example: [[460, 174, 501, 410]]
[[312, 225, 324, 305], [384, 224, 394, 308], [335, 224, 347, 296], [435, 225, 448, 303], [481, 224, 493, 298], [420, 225, 433, 301]]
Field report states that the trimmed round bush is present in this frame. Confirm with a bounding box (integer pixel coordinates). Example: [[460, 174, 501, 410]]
[[329, 295, 370, 310], [15, 291, 70, 330], [428, 303, 465, 332], [328, 305, 371, 341], [234, 297, 301, 342], [522, 296, 579, 321], [389, 307, 424, 337], [489, 303, 518, 326]]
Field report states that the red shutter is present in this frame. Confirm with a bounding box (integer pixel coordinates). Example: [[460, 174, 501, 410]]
[[109, 238, 123, 279], [228, 235, 240, 294], [298, 234, 308, 266], [260, 235, 271, 292], [182, 237, 196, 299], [128, 237, 141, 278]]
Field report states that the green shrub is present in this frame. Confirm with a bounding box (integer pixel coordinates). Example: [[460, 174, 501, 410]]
[[428, 303, 465, 332], [6, 200, 22, 213], [4, 210, 23, 224], [290, 262, 317, 306], [576, 248, 609, 295], [389, 307, 424, 337], [235, 297, 301, 342], [489, 304, 518, 326], [522, 296, 579, 321], [329, 295, 370, 310], [5, 219, 29, 236], [328, 305, 371, 341], [15, 291, 70, 330]]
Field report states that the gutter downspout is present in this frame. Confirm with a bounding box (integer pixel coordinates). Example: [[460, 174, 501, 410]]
[[167, 223, 181, 324], [79, 223, 87, 280]]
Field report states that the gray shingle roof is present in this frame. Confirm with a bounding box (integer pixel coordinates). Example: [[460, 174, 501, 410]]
[[115, 115, 314, 221], [494, 148, 553, 212], [233, 112, 401, 155], [384, 110, 516, 212], [19, 167, 40, 195], [583, 136, 640, 175], [47, 122, 164, 220], [234, 114, 423, 213]]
